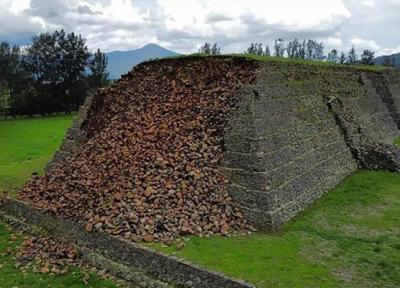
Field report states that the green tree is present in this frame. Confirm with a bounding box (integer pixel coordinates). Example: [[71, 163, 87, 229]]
[[327, 49, 338, 63], [361, 49, 375, 65], [56, 30, 91, 112], [298, 40, 306, 59], [245, 43, 263, 55], [274, 39, 285, 57], [199, 43, 221, 55], [347, 46, 358, 64], [211, 43, 221, 55], [24, 30, 90, 114], [265, 45, 271, 56], [339, 52, 347, 64], [24, 32, 59, 115], [305, 40, 325, 61], [0, 42, 11, 117], [0, 42, 34, 117], [199, 42, 211, 54], [286, 39, 301, 59], [245, 43, 256, 54], [89, 49, 110, 89]]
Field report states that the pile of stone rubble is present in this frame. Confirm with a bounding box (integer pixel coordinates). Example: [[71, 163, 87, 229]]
[[20, 57, 257, 243]]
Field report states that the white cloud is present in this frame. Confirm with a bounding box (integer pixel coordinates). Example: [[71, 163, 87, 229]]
[[326, 37, 343, 47], [350, 37, 381, 50], [361, 0, 375, 7], [0, 0, 42, 39], [378, 46, 400, 56], [0, 0, 398, 56], [158, 0, 351, 35], [8, 0, 30, 14]]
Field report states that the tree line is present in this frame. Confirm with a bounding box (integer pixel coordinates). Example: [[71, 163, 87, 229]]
[[0, 30, 110, 118], [0, 35, 391, 117], [200, 38, 378, 65]]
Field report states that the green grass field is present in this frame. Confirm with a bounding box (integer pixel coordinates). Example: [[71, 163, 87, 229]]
[[0, 116, 118, 288], [151, 171, 400, 288], [0, 115, 73, 195]]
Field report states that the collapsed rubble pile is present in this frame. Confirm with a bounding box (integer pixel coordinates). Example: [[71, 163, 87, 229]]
[[20, 57, 257, 243], [16, 236, 83, 274]]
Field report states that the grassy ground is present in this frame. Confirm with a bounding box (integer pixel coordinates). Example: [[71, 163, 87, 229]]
[[0, 115, 73, 195], [151, 171, 400, 288], [159, 54, 389, 72], [0, 116, 118, 288]]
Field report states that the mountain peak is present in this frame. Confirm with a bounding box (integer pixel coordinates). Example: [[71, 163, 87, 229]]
[[142, 43, 163, 49], [106, 44, 180, 79]]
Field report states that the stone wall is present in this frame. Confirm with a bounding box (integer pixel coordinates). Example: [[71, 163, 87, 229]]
[[378, 70, 400, 129], [328, 70, 400, 171], [45, 93, 94, 171], [223, 63, 400, 229]]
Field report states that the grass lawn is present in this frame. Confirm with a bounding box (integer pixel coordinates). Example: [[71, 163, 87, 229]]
[[151, 171, 400, 288], [0, 115, 73, 195], [0, 116, 118, 288]]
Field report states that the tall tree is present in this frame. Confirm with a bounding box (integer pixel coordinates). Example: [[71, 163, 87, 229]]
[[0, 80, 6, 117], [314, 41, 325, 60], [245, 43, 263, 55], [305, 40, 315, 59], [347, 46, 358, 64], [286, 39, 301, 59], [0, 42, 33, 117], [274, 39, 285, 57], [0, 42, 11, 81], [339, 52, 347, 64], [256, 43, 263, 55], [265, 45, 271, 56], [89, 49, 110, 89], [245, 43, 256, 54], [199, 42, 211, 54], [24, 30, 90, 114], [24, 32, 60, 115], [298, 40, 306, 59], [361, 49, 375, 65], [211, 43, 221, 55], [305, 40, 325, 61], [56, 30, 90, 112], [327, 49, 339, 63], [199, 43, 221, 55], [0, 42, 11, 117]]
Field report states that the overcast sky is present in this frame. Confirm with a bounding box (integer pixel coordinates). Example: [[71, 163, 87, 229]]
[[1, 0, 399, 55]]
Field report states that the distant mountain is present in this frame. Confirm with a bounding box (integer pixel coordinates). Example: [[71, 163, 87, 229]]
[[106, 43, 180, 79], [373, 52, 400, 68]]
